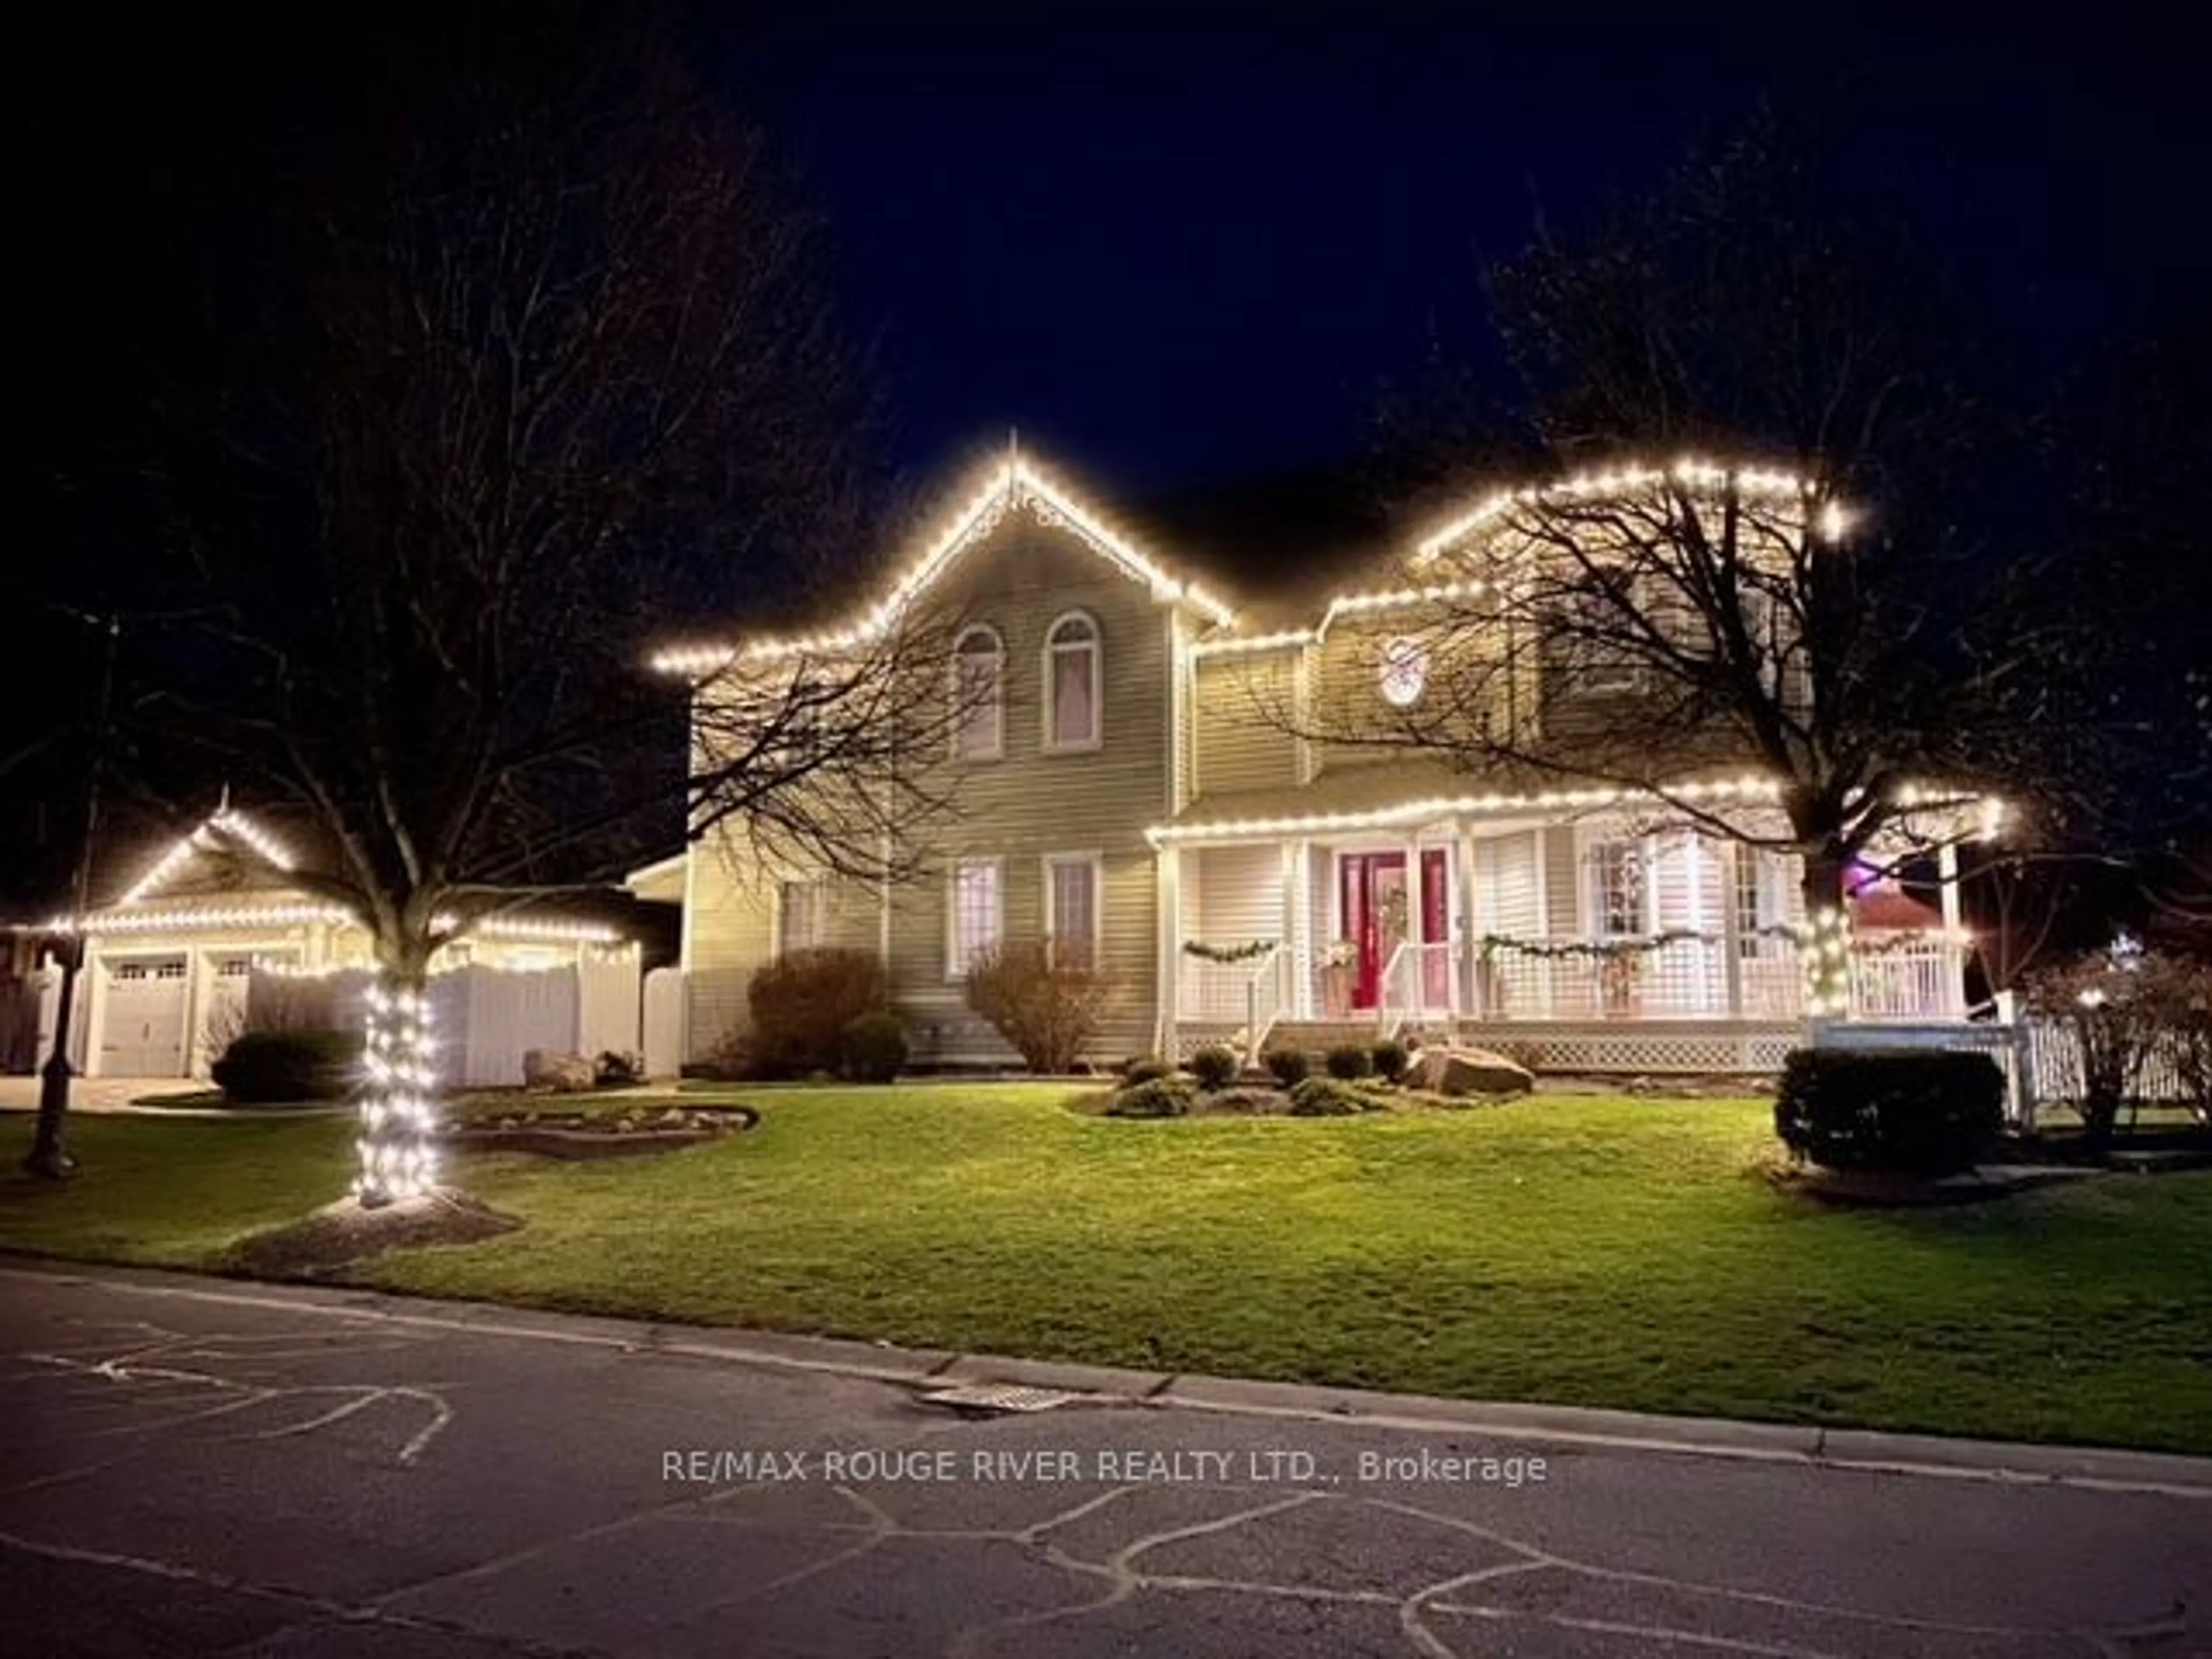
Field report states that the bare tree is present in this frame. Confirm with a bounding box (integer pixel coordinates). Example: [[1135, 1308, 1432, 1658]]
[[1313, 116, 2063, 1011], [139, 10, 916, 1205]]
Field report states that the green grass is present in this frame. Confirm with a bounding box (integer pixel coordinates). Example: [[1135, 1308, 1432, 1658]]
[[5, 1088, 2210, 1455]]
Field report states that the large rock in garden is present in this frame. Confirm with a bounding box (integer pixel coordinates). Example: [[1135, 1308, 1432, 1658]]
[[523, 1049, 598, 1093], [1408, 1046, 1533, 1097]]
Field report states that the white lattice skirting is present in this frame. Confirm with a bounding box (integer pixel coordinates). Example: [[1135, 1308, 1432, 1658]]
[[1449, 1020, 1802, 1074]]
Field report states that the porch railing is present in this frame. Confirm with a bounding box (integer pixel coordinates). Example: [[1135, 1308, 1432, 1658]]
[[1378, 941, 1456, 1032], [1178, 944, 1287, 1060], [1464, 935, 1963, 1022]]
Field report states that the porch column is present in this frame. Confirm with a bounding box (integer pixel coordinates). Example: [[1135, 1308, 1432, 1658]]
[[1154, 844, 1181, 1055], [1289, 839, 1313, 1017], [1937, 840, 1966, 1016], [1456, 826, 1478, 1022], [81, 938, 107, 1078], [1403, 834, 1424, 1018], [1719, 843, 1745, 1018]]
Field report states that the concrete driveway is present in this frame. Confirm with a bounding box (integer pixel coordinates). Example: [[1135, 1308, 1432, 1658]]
[[0, 1076, 211, 1113], [2, 1259, 2206, 1657]]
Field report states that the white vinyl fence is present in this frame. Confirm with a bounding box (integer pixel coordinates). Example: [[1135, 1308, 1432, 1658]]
[[247, 955, 642, 1089]]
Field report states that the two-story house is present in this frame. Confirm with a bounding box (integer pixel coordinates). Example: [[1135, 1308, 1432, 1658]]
[[661, 447, 1982, 1075]]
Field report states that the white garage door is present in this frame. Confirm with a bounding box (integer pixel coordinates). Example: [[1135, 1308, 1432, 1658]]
[[100, 957, 189, 1077]]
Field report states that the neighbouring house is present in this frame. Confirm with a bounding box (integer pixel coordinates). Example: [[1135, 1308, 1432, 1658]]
[[18, 802, 664, 1085], [660, 447, 1996, 1075]]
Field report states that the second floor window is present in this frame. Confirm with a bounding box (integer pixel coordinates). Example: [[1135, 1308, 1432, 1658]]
[[1044, 611, 1101, 749], [952, 626, 1003, 759]]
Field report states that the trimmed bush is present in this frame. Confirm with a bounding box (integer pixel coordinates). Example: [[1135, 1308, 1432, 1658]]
[[1105, 1077, 1195, 1119], [747, 949, 888, 1078], [1262, 1047, 1310, 1086], [594, 1051, 643, 1088], [1773, 1048, 2004, 1176], [1186, 1044, 1240, 1091], [1371, 1039, 1410, 1085], [1325, 1043, 1373, 1080], [965, 938, 1115, 1073], [211, 1029, 362, 1104], [838, 1012, 908, 1083], [1121, 1055, 1173, 1084], [1287, 1076, 1374, 1116]]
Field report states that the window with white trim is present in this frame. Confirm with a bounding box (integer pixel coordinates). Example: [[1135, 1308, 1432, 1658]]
[[1044, 612, 1101, 750], [952, 625, 1003, 759], [1733, 848, 1790, 957], [1586, 836, 1648, 938], [778, 880, 825, 955], [1044, 856, 1101, 969], [948, 859, 1002, 978]]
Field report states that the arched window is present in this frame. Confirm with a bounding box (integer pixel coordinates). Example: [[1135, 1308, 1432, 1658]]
[[952, 625, 1003, 759], [1043, 611, 1101, 751]]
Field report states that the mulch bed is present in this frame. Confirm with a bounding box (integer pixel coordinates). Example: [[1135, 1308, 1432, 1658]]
[[227, 1189, 523, 1277], [445, 1104, 759, 1160]]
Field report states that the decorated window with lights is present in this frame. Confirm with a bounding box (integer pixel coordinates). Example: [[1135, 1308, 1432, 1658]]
[[1378, 637, 1428, 708], [952, 625, 1003, 759], [948, 859, 1002, 978], [1045, 856, 1100, 969], [1044, 612, 1101, 749]]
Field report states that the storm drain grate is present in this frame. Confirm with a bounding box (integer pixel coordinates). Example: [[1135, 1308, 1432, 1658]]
[[919, 1382, 1078, 1415]]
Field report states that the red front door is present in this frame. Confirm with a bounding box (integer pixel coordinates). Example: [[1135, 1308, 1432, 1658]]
[[1338, 851, 1451, 1011]]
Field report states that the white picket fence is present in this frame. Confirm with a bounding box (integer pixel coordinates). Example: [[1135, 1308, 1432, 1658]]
[[247, 955, 641, 1089]]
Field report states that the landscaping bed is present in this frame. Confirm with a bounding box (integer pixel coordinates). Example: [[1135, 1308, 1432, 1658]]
[[445, 1103, 758, 1160]]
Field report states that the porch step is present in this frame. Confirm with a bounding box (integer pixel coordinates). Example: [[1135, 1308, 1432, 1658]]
[[1259, 1019, 1395, 1056]]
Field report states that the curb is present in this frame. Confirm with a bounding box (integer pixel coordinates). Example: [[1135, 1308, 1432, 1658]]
[[6, 1254, 2210, 1497]]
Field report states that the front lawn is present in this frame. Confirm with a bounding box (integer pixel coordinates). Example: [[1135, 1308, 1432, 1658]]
[[5, 1087, 2209, 1454]]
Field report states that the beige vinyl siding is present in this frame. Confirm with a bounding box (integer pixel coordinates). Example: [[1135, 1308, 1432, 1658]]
[[1171, 612, 1196, 812], [869, 515, 1173, 1065], [1192, 654, 1298, 794], [682, 828, 776, 1056]]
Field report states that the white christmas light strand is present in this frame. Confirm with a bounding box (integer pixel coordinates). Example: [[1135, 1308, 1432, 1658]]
[[1412, 457, 1813, 567], [652, 456, 1236, 676], [354, 983, 441, 1206]]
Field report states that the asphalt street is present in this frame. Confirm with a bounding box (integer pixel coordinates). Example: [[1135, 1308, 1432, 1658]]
[[1, 1259, 2205, 1657]]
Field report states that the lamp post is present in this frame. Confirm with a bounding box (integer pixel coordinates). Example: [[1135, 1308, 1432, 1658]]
[[25, 610, 121, 1180]]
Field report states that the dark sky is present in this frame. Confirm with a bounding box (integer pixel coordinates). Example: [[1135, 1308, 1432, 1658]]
[[699, 2, 2209, 495]]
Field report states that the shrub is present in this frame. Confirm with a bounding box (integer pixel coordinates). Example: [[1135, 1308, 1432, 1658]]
[[838, 1012, 909, 1082], [2138, 953, 2212, 1126], [747, 949, 888, 1078], [964, 938, 1115, 1073], [211, 1029, 362, 1104], [1773, 1048, 2004, 1175], [1186, 1044, 1240, 1090], [1121, 1055, 1173, 1084], [1262, 1047, 1310, 1086], [1371, 1039, 1410, 1084], [594, 1050, 643, 1088], [1325, 1043, 1373, 1080], [1105, 1077, 1194, 1118], [2022, 954, 2162, 1145], [1287, 1076, 1374, 1116]]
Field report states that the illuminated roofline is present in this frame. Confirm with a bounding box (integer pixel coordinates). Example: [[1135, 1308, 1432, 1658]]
[[651, 452, 1236, 677], [1411, 456, 1815, 568], [115, 807, 301, 908], [1146, 777, 2004, 846]]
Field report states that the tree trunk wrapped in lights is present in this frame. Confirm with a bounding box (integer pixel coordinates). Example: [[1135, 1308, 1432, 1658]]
[[354, 974, 440, 1206]]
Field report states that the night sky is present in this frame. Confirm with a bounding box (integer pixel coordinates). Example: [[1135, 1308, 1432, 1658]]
[[698, 3, 2209, 497]]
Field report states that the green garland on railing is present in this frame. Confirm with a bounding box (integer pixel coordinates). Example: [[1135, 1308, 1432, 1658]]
[[1182, 938, 1278, 965], [1474, 923, 1957, 962]]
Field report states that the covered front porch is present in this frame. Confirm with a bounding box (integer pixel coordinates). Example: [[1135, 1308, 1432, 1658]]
[[1156, 794, 1972, 1072]]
